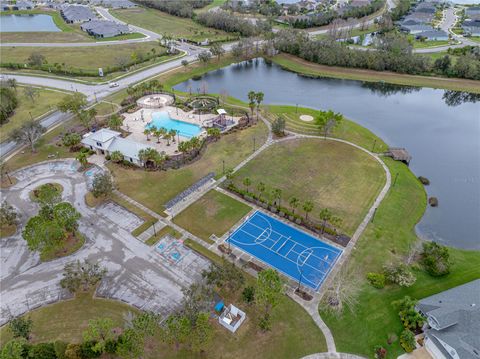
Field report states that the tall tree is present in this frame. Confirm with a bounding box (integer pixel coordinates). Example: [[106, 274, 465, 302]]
[[210, 43, 225, 62], [91, 172, 114, 198], [255, 92, 264, 120], [247, 91, 256, 117], [76, 151, 89, 168], [8, 316, 32, 340], [319, 208, 332, 233], [289, 197, 300, 214], [303, 200, 314, 220], [23, 86, 39, 104], [12, 121, 45, 153], [160, 314, 191, 351], [0, 201, 18, 227], [256, 269, 283, 330], [190, 312, 213, 353], [57, 93, 87, 118], [243, 177, 252, 192], [83, 318, 115, 354], [256, 182, 266, 199], [316, 110, 343, 139], [272, 188, 282, 207], [108, 114, 123, 130], [60, 259, 107, 294]]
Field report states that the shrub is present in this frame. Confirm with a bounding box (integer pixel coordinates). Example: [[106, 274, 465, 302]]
[[383, 263, 416, 287], [374, 345, 387, 359], [28, 342, 57, 359], [421, 241, 451, 276], [54, 340, 68, 359], [64, 343, 81, 359], [79, 341, 101, 358], [393, 296, 425, 330], [8, 316, 32, 340], [400, 329, 416, 352], [366, 272, 385, 289], [242, 286, 255, 304]]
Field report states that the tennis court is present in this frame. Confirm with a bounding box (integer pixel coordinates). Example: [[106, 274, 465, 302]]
[[228, 211, 342, 291]]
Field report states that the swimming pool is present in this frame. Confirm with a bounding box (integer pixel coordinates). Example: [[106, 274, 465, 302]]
[[147, 111, 202, 138]]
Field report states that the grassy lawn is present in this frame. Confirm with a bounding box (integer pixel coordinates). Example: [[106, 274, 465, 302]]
[[112, 7, 235, 43], [0, 292, 137, 345], [1, 43, 168, 75], [195, 0, 227, 13], [319, 158, 480, 357], [412, 39, 450, 48], [271, 53, 480, 94], [108, 121, 269, 215], [265, 105, 388, 152], [40, 231, 85, 262], [173, 190, 252, 242], [0, 86, 63, 142], [230, 138, 386, 235], [92, 101, 119, 116]]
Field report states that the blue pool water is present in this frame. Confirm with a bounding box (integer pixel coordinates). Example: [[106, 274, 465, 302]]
[[147, 111, 201, 138], [0, 14, 61, 32]]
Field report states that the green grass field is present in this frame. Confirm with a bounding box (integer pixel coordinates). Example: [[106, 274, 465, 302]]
[[173, 190, 251, 242], [319, 158, 480, 357], [230, 138, 386, 235], [272, 53, 480, 94], [108, 122, 269, 216], [412, 39, 451, 49], [0, 292, 137, 345], [0, 86, 64, 142], [92, 101, 119, 116], [265, 105, 388, 152], [1, 42, 168, 73], [112, 7, 234, 43]]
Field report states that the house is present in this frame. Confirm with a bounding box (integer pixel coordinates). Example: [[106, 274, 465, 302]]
[[401, 24, 435, 34], [218, 304, 246, 333], [80, 19, 130, 38], [0, 1, 10, 11], [61, 5, 96, 23], [81, 128, 153, 166], [416, 279, 480, 359], [462, 20, 480, 36], [12, 1, 34, 10], [465, 7, 480, 21], [416, 30, 449, 41]]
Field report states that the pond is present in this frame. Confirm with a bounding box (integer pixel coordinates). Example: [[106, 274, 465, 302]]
[[174, 59, 480, 250], [0, 14, 61, 32]]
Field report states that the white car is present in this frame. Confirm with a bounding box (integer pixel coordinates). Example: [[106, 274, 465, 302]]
[[109, 82, 119, 88]]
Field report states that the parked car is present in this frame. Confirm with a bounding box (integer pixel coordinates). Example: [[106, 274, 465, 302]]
[[109, 82, 119, 88]]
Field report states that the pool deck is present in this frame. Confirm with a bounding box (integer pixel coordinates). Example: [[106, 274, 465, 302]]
[[121, 106, 241, 155]]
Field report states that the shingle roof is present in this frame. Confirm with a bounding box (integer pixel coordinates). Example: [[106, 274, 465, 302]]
[[61, 5, 95, 22], [107, 137, 152, 160], [417, 279, 480, 359]]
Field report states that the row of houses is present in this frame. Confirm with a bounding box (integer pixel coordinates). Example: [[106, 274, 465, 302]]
[[60, 4, 95, 23], [398, 1, 449, 41], [0, 0, 34, 11], [462, 7, 480, 37]]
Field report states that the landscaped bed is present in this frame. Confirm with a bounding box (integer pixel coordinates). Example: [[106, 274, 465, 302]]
[[230, 138, 386, 235], [173, 190, 251, 243]]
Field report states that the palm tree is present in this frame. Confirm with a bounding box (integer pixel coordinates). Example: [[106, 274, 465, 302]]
[[189, 136, 201, 156], [255, 92, 264, 120], [169, 129, 178, 143], [303, 200, 314, 220], [225, 168, 234, 186], [108, 114, 123, 131], [207, 127, 221, 140], [319, 208, 333, 233], [243, 177, 252, 193], [165, 132, 171, 146], [289, 197, 300, 215], [272, 188, 282, 207], [257, 182, 266, 199], [247, 91, 256, 117], [330, 216, 342, 234], [143, 128, 151, 141], [76, 152, 88, 169]]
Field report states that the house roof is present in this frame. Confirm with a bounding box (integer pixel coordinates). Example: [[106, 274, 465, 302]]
[[416, 30, 448, 38], [417, 279, 480, 359], [107, 137, 152, 160], [62, 5, 96, 22], [81, 20, 129, 36], [85, 128, 120, 143]]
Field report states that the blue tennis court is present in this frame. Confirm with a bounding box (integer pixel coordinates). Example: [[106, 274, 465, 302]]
[[228, 211, 342, 290]]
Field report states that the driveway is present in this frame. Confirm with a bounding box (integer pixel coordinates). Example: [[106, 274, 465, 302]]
[[0, 160, 209, 325]]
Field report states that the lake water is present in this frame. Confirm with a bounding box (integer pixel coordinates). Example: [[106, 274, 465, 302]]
[[174, 59, 480, 250], [0, 14, 60, 32]]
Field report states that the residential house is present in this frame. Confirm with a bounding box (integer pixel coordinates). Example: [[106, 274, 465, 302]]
[[416, 279, 480, 359], [416, 29, 449, 41], [462, 19, 480, 36], [61, 4, 95, 23], [401, 24, 434, 34], [80, 19, 130, 38], [81, 128, 153, 166], [0, 1, 10, 11], [12, 0, 34, 10]]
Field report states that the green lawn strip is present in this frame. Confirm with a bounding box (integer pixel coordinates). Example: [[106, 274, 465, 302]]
[[92, 101, 119, 116], [271, 53, 480, 94], [184, 238, 223, 263], [0, 86, 64, 142], [412, 40, 450, 48], [94, 32, 146, 41], [195, 0, 228, 13], [111, 7, 234, 43], [231, 138, 385, 235], [0, 291, 137, 346], [145, 225, 181, 246], [319, 158, 480, 357], [1, 42, 166, 73], [173, 190, 252, 243], [108, 121, 268, 215], [266, 105, 388, 152]]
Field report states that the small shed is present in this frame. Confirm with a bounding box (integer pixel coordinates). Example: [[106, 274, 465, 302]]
[[218, 304, 246, 333], [386, 147, 412, 165]]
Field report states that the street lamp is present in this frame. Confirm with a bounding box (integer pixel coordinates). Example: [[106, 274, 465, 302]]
[[253, 137, 256, 153]]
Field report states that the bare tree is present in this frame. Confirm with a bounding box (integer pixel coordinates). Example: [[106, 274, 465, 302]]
[[321, 263, 360, 315], [12, 121, 45, 153], [23, 86, 39, 104], [115, 56, 130, 71]]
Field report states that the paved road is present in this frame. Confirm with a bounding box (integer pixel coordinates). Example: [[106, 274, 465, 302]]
[[0, 160, 209, 325]]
